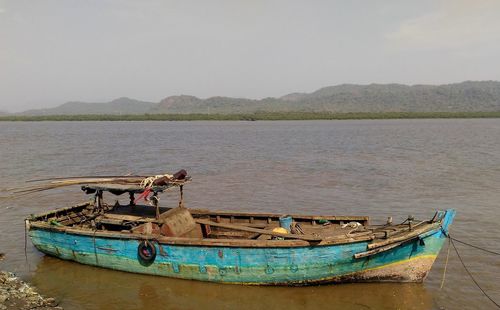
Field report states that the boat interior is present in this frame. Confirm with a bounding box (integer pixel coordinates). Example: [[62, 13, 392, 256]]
[[27, 183, 443, 246]]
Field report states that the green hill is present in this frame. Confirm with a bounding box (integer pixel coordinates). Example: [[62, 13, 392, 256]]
[[20, 97, 155, 115], [152, 81, 500, 114], [15, 81, 500, 115]]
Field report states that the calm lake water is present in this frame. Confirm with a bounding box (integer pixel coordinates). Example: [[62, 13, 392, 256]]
[[0, 120, 499, 309]]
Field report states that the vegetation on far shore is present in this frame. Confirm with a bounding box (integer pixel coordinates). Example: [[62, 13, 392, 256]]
[[13, 81, 500, 116], [1, 111, 500, 121]]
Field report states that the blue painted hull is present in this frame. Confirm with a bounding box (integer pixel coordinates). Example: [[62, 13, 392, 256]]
[[28, 210, 455, 285]]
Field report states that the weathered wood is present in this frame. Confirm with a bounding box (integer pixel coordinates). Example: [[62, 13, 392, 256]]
[[23, 174, 457, 286], [27, 201, 443, 249], [30, 202, 90, 219], [189, 208, 369, 223], [34, 203, 369, 226], [58, 212, 87, 225], [27, 208, 456, 285], [354, 241, 404, 259], [208, 231, 260, 239], [195, 219, 323, 242], [378, 226, 407, 239], [346, 230, 374, 238], [29, 219, 381, 247], [103, 213, 151, 222], [96, 217, 127, 226], [367, 222, 439, 250], [101, 213, 272, 228], [28, 221, 311, 247]]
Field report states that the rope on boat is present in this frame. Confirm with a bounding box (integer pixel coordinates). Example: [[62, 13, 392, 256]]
[[448, 235, 500, 309], [92, 229, 99, 265], [140, 174, 173, 188]]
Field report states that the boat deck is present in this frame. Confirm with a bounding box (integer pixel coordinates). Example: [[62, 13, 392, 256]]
[[28, 200, 440, 247]]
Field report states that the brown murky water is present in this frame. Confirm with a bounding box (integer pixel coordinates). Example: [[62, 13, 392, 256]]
[[0, 120, 499, 309]]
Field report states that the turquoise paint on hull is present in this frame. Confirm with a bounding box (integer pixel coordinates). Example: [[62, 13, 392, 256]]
[[28, 210, 455, 285]]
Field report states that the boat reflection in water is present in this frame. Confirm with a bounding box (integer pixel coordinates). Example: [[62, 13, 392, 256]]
[[31, 255, 435, 310]]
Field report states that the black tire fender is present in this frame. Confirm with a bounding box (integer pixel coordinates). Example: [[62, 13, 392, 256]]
[[138, 240, 156, 264]]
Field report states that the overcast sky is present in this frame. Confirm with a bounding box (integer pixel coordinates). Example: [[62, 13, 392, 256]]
[[1, 0, 500, 112]]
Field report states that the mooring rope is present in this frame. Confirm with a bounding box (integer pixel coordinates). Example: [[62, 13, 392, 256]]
[[449, 236, 500, 256], [449, 235, 500, 308], [24, 222, 30, 272], [440, 237, 451, 289]]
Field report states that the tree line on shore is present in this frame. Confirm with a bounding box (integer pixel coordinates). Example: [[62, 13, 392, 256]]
[[1, 111, 500, 121]]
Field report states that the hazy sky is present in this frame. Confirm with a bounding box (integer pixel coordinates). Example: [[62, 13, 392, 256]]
[[1, 0, 500, 112]]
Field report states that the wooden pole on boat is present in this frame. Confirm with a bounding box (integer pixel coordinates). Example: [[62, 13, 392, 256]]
[[152, 194, 160, 220], [26, 175, 146, 183], [178, 185, 184, 208]]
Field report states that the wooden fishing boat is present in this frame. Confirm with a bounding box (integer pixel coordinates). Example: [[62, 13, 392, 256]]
[[25, 174, 455, 285]]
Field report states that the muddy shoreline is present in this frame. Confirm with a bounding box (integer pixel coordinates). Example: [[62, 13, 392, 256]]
[[0, 254, 62, 310], [0, 271, 63, 310]]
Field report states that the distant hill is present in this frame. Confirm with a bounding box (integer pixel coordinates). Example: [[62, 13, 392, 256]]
[[151, 81, 500, 114], [282, 81, 500, 113], [16, 81, 500, 115], [20, 97, 155, 115], [151, 95, 265, 114]]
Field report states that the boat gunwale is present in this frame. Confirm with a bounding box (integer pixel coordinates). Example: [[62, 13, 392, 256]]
[[27, 218, 442, 248], [27, 202, 370, 223], [26, 203, 375, 248], [27, 221, 379, 248], [188, 208, 370, 222], [26, 202, 443, 249]]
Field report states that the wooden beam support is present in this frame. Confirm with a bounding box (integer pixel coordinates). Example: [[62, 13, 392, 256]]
[[195, 219, 322, 242]]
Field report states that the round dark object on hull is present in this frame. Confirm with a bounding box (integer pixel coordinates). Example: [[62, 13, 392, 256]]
[[138, 240, 156, 266]]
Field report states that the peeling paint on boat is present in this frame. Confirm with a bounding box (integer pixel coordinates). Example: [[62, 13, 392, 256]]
[[28, 209, 455, 285]]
